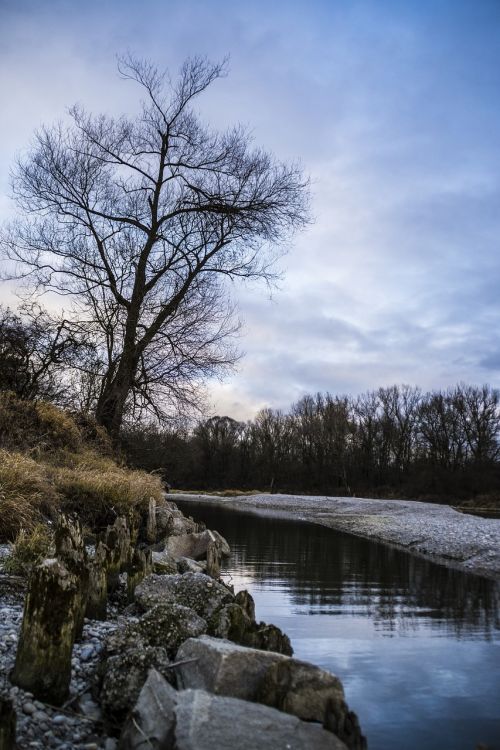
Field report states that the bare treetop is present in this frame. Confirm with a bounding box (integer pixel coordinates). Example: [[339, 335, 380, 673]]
[[2, 56, 310, 434]]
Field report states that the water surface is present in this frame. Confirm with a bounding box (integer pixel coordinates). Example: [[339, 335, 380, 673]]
[[176, 499, 500, 750]]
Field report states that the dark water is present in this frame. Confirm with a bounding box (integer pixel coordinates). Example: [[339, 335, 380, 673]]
[[176, 499, 500, 750]]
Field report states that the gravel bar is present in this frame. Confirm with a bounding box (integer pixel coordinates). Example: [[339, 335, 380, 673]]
[[173, 493, 500, 580]]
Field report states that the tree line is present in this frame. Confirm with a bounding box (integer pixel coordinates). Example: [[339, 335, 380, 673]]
[[123, 384, 500, 502]]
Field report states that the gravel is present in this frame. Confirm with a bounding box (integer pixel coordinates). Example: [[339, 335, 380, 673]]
[[174, 493, 500, 580]]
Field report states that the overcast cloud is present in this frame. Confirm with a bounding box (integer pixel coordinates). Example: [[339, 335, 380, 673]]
[[1, 0, 500, 419]]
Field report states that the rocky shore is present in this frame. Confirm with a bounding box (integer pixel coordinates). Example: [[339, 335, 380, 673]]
[[173, 493, 500, 580], [0, 500, 366, 750]]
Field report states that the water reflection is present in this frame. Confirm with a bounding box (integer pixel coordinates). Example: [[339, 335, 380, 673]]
[[177, 500, 500, 750]]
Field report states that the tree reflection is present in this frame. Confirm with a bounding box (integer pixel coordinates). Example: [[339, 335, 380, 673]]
[[177, 501, 500, 638]]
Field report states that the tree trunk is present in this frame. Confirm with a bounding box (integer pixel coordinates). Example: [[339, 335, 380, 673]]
[[96, 356, 137, 437]]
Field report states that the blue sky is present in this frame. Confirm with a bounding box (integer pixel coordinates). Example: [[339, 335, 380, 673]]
[[1, 0, 500, 419]]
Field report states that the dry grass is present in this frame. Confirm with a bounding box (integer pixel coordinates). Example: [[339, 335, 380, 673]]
[[0, 394, 164, 540], [52, 457, 163, 528], [4, 524, 54, 576]]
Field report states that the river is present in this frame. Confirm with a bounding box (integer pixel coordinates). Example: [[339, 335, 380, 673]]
[[176, 499, 500, 750]]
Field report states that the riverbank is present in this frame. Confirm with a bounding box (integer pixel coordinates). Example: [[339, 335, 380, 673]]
[[173, 493, 500, 580]]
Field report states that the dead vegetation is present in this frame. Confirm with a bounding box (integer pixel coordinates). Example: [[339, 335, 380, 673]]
[[0, 392, 164, 541]]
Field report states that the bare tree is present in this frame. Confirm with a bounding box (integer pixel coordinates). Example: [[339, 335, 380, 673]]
[[2, 56, 309, 435]]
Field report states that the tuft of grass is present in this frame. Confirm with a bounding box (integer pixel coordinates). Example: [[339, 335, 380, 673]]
[[4, 523, 54, 576]]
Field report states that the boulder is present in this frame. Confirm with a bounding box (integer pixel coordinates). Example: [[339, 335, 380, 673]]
[[165, 529, 230, 561], [177, 557, 206, 574], [106, 603, 207, 659], [209, 604, 293, 655], [100, 645, 173, 723], [156, 505, 199, 539], [121, 672, 347, 750], [250, 622, 293, 655], [151, 550, 178, 575], [258, 659, 366, 750], [118, 668, 176, 750], [174, 688, 346, 750], [209, 602, 254, 642], [135, 573, 234, 621], [176, 636, 288, 699], [175, 636, 365, 750], [235, 590, 255, 621]]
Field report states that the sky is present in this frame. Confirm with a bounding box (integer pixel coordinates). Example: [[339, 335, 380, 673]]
[[1, 0, 500, 420]]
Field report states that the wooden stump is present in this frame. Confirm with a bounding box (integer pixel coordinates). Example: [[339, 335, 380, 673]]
[[11, 559, 79, 705], [85, 542, 108, 621], [206, 539, 221, 579], [55, 514, 89, 640], [146, 497, 157, 543], [102, 517, 131, 592], [126, 547, 152, 602], [0, 697, 16, 750]]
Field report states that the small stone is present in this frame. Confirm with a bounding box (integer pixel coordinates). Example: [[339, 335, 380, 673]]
[[80, 645, 94, 662], [53, 714, 67, 724], [23, 702, 36, 715]]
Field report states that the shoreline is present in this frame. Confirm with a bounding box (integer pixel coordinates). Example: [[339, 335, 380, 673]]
[[173, 493, 500, 581]]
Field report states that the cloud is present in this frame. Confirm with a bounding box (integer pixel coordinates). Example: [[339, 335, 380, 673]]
[[1, 0, 500, 419]]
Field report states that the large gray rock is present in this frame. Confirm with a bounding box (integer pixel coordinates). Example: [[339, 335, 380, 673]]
[[174, 689, 347, 750], [176, 636, 288, 699], [118, 669, 176, 750], [258, 659, 366, 750], [175, 636, 365, 750], [100, 645, 173, 722], [121, 672, 347, 750], [165, 529, 231, 561], [177, 557, 206, 574], [210, 603, 293, 655], [156, 504, 199, 539], [106, 603, 207, 658], [151, 550, 178, 575], [135, 573, 234, 620]]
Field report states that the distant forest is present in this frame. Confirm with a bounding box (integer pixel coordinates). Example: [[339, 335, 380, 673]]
[[123, 383, 500, 503]]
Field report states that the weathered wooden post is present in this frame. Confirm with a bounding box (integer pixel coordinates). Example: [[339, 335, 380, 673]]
[[0, 697, 16, 750], [126, 548, 152, 602], [55, 514, 89, 640], [85, 541, 108, 620], [146, 497, 157, 543], [102, 517, 131, 592], [11, 558, 79, 705], [206, 538, 221, 579]]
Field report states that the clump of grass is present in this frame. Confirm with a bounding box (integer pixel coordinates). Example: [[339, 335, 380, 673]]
[[4, 523, 54, 576], [0, 450, 59, 540]]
